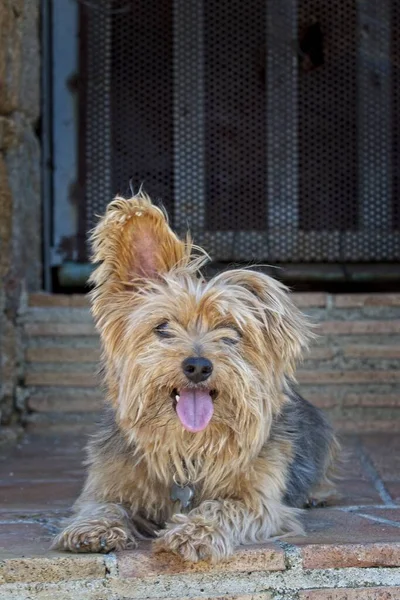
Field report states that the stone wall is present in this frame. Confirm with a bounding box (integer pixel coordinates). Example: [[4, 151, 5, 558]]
[[0, 0, 41, 442]]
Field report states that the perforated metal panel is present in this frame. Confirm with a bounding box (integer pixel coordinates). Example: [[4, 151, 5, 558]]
[[204, 0, 267, 231], [78, 0, 400, 263], [298, 1, 357, 232], [392, 0, 400, 231]]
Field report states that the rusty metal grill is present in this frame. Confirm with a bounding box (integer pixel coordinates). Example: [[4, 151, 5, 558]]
[[78, 0, 400, 263]]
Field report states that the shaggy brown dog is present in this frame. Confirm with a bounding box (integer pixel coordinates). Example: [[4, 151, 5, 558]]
[[54, 193, 338, 562]]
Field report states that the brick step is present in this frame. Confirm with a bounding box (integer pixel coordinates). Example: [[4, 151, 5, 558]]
[[23, 319, 400, 336], [24, 368, 400, 387], [26, 347, 101, 363], [23, 411, 98, 434], [28, 291, 400, 308], [23, 410, 400, 434], [27, 390, 103, 413], [23, 389, 400, 434], [22, 293, 400, 434], [24, 345, 400, 362], [25, 389, 400, 413]]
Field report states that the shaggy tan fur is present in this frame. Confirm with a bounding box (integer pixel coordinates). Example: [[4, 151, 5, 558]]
[[53, 193, 337, 562]]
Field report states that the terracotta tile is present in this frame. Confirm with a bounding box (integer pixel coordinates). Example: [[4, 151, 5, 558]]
[[360, 435, 400, 483], [0, 508, 69, 519], [293, 508, 400, 547], [330, 438, 381, 505], [387, 484, 400, 504], [300, 588, 400, 600], [0, 480, 82, 510], [338, 437, 370, 480], [335, 479, 382, 506], [356, 508, 400, 524], [117, 541, 285, 578]]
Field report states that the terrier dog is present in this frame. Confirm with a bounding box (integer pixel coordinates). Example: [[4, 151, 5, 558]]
[[54, 193, 338, 562]]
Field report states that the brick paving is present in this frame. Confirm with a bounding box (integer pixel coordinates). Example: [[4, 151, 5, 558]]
[[0, 433, 399, 598]]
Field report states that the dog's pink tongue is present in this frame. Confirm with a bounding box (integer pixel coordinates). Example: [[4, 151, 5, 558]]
[[176, 388, 214, 433]]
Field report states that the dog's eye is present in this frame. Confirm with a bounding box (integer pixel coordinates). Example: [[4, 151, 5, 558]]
[[155, 322, 173, 339], [221, 328, 242, 346], [221, 336, 240, 346]]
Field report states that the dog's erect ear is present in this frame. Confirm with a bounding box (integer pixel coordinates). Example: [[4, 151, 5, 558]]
[[90, 193, 190, 288], [213, 269, 313, 375]]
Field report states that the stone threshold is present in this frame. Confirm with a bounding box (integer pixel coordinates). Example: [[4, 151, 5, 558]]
[[0, 532, 399, 599], [0, 433, 399, 598]]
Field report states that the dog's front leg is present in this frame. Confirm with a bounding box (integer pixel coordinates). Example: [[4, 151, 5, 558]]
[[154, 498, 302, 563], [53, 501, 137, 553]]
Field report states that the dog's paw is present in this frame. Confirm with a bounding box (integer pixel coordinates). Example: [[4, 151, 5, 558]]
[[153, 514, 233, 563], [52, 519, 137, 553]]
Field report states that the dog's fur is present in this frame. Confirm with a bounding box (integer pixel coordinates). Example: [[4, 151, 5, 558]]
[[53, 193, 338, 562]]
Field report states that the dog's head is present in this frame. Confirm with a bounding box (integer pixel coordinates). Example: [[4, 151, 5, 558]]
[[90, 194, 312, 448]]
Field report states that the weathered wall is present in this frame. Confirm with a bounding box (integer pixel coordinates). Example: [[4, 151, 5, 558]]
[[0, 0, 41, 442]]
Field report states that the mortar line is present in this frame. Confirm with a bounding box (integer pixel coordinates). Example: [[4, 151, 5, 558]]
[[356, 512, 400, 529], [338, 504, 397, 511]]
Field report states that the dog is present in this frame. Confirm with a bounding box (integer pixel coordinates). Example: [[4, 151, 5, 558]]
[[53, 192, 338, 562]]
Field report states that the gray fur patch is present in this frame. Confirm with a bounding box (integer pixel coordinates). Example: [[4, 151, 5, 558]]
[[270, 387, 335, 508]]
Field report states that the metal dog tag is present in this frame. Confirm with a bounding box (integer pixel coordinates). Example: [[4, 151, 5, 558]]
[[170, 483, 194, 509]]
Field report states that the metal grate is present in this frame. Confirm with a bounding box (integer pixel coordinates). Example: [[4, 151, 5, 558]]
[[392, 0, 400, 231], [204, 0, 267, 231], [78, 0, 400, 263], [298, 1, 357, 232]]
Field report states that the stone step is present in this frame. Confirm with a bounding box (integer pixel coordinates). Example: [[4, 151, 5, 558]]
[[24, 368, 400, 387], [25, 344, 400, 361], [26, 347, 101, 363], [25, 389, 400, 412], [23, 318, 400, 336], [24, 322, 97, 336], [21, 293, 400, 434], [23, 412, 98, 434], [28, 291, 400, 308], [27, 390, 103, 413]]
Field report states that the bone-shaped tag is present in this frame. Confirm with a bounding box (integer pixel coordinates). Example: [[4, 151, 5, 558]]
[[170, 483, 194, 509]]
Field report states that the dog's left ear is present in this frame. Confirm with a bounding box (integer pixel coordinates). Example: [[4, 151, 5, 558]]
[[215, 270, 313, 375], [90, 193, 191, 290]]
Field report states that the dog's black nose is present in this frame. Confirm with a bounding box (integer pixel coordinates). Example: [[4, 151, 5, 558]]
[[182, 357, 213, 383]]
